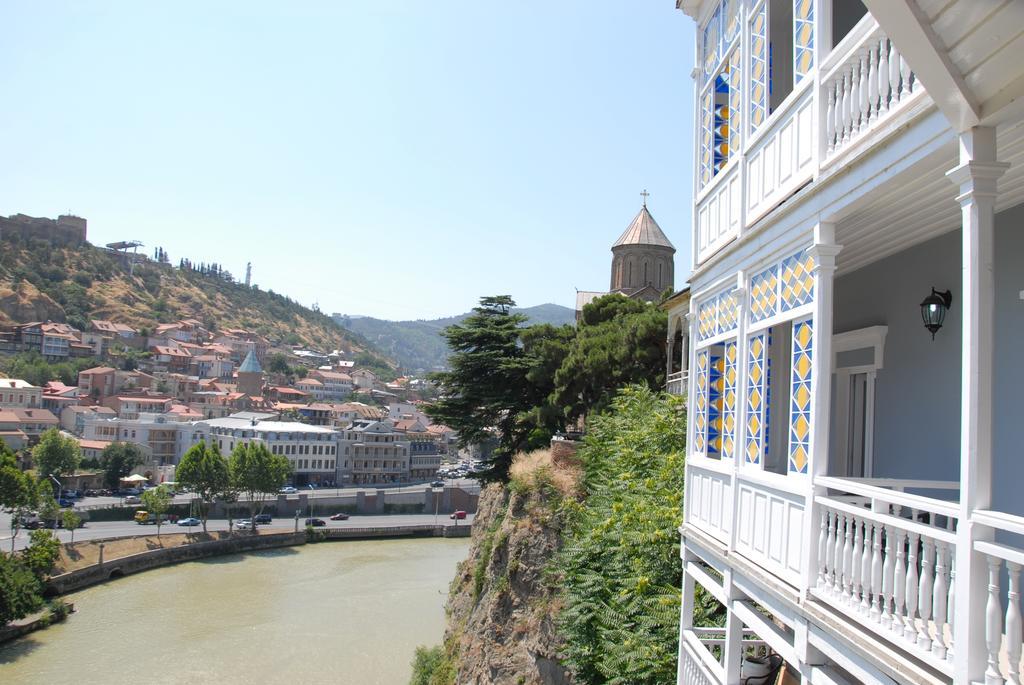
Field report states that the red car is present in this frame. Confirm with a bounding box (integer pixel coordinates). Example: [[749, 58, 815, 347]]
[[330, 512, 349, 521], [450, 510, 467, 520]]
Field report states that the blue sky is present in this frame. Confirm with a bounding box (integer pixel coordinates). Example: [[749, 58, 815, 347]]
[[0, 1, 696, 320]]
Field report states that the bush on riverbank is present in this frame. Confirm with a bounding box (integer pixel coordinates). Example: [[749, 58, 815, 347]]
[[1, 531, 62, 626]]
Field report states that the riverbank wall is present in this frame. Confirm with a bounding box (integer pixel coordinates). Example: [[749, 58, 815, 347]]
[[0, 604, 73, 646]]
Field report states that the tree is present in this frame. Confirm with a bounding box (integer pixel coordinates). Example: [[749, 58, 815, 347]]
[[99, 442, 146, 490], [0, 446, 39, 553], [38, 493, 61, 532], [31, 428, 81, 479], [62, 509, 82, 544], [552, 294, 667, 425], [176, 441, 229, 533], [140, 487, 171, 537], [266, 352, 295, 377], [426, 296, 537, 482], [0, 553, 44, 625], [229, 443, 290, 533], [21, 529, 61, 579]]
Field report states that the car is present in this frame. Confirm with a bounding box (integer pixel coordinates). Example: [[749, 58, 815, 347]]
[[305, 517, 326, 527], [329, 512, 349, 521], [124, 495, 141, 505], [84, 489, 99, 497], [63, 489, 80, 499], [20, 517, 43, 530], [279, 486, 298, 494], [177, 517, 201, 527], [58, 498, 74, 508], [235, 519, 253, 530], [431, 480, 445, 488], [450, 510, 467, 520], [254, 514, 272, 524]]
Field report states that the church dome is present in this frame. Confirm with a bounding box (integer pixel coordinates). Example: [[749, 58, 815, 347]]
[[612, 205, 675, 252]]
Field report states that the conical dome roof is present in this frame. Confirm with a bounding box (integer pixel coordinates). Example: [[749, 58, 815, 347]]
[[612, 205, 675, 251], [238, 349, 262, 374]]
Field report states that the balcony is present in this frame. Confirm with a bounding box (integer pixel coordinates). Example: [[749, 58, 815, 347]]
[[667, 370, 689, 396]]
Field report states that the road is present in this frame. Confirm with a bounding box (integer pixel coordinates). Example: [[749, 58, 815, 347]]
[[0, 512, 476, 552]]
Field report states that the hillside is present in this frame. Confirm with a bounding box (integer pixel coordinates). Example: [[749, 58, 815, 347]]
[[0, 232, 396, 367], [336, 303, 576, 373]]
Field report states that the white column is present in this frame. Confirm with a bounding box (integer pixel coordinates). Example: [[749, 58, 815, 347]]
[[801, 224, 842, 597], [946, 127, 1008, 685], [722, 569, 744, 685]]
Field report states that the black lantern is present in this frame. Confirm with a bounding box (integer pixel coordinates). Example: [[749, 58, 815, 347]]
[[920, 288, 953, 339]]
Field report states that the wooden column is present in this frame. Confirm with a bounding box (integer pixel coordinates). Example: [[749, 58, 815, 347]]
[[946, 126, 1008, 685]]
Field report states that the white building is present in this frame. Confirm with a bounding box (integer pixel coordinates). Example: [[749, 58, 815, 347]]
[[188, 415, 340, 487], [81, 412, 189, 466], [0, 379, 42, 409], [669, 1, 1024, 684], [337, 419, 410, 485]]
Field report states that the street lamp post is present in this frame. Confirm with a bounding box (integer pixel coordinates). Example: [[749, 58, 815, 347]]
[[49, 475, 63, 529], [308, 483, 315, 525]]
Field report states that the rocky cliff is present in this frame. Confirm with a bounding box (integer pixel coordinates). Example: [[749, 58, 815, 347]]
[[441, 450, 579, 685]]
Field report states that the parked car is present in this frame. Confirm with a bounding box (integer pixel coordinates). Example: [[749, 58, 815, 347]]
[[124, 495, 141, 505], [329, 512, 349, 521], [254, 514, 272, 524], [20, 516, 43, 530], [279, 486, 298, 494], [177, 517, 201, 527], [58, 498, 75, 508], [84, 489, 100, 497], [134, 511, 161, 525], [305, 518, 326, 527], [431, 480, 445, 488], [235, 519, 253, 530], [63, 489, 80, 499], [450, 510, 467, 520]]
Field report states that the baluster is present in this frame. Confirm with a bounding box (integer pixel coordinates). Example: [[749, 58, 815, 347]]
[[826, 87, 836, 154], [842, 514, 855, 602], [888, 41, 900, 108], [881, 525, 895, 629], [851, 518, 863, 607], [867, 42, 879, 122], [948, 559, 956, 663], [877, 37, 889, 115], [842, 71, 853, 144], [933, 542, 949, 660], [892, 528, 907, 637], [905, 532, 920, 644], [871, 523, 884, 622], [834, 513, 846, 596], [834, 80, 844, 150], [900, 55, 911, 101], [818, 510, 829, 588], [858, 50, 869, 131], [850, 61, 861, 135], [826, 510, 838, 592], [1008, 561, 1022, 685], [917, 537, 934, 650], [987, 556, 1004, 685], [861, 521, 873, 615]]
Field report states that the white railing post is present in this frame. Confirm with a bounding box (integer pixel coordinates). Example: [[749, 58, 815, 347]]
[[986, 555, 1004, 685], [905, 532, 921, 644], [918, 538, 935, 651], [892, 527, 907, 638], [860, 520, 873, 615], [818, 510, 829, 588], [871, 522, 884, 621], [1008, 560, 1023, 685], [882, 524, 895, 630], [843, 513, 855, 603], [933, 541, 950, 660], [877, 37, 889, 115]]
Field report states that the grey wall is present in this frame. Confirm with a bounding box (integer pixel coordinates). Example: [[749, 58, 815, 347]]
[[833, 202, 1024, 514]]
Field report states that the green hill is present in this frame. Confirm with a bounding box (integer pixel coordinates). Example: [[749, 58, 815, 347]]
[[335, 303, 576, 373], [0, 232, 396, 370]]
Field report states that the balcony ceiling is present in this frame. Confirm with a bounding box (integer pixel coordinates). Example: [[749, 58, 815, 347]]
[[834, 117, 1024, 276]]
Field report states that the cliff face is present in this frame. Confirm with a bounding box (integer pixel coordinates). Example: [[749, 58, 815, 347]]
[[444, 452, 578, 685]]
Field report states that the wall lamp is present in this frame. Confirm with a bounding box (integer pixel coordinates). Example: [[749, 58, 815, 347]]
[[920, 288, 953, 340]]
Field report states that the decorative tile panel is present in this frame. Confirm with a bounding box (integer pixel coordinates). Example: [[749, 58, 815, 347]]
[[746, 332, 768, 465], [722, 0, 740, 48], [703, 8, 720, 83], [708, 349, 724, 458], [794, 0, 815, 83], [713, 76, 730, 175], [749, 3, 768, 132], [697, 297, 718, 341], [700, 90, 714, 188], [694, 349, 708, 455], [717, 290, 738, 333], [780, 249, 815, 311], [789, 318, 813, 473], [722, 341, 738, 459], [749, 264, 779, 323]]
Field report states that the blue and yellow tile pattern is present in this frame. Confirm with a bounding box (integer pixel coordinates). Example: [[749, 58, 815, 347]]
[[722, 341, 738, 459], [789, 318, 813, 473], [749, 264, 779, 323], [780, 249, 815, 311], [794, 0, 815, 83], [694, 349, 708, 455], [746, 332, 768, 465], [749, 3, 767, 132], [708, 350, 725, 457]]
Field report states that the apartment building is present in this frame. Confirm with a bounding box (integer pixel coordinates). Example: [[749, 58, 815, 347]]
[[0, 379, 42, 409], [670, 1, 1024, 683], [338, 419, 410, 485]]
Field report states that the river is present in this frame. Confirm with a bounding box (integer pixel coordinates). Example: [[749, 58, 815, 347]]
[[0, 538, 469, 685]]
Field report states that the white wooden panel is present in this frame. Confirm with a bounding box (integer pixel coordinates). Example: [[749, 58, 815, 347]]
[[686, 465, 733, 544], [745, 89, 816, 224], [696, 165, 741, 263], [734, 479, 805, 586]]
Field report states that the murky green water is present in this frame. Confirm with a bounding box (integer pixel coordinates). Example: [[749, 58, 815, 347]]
[[0, 538, 469, 685]]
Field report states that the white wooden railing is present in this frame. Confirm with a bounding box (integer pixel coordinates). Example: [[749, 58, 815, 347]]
[[814, 477, 960, 675], [974, 509, 1024, 685], [821, 17, 921, 163], [667, 371, 688, 396], [680, 628, 768, 685]]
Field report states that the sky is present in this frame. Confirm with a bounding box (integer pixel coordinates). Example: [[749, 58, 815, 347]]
[[0, 1, 696, 321]]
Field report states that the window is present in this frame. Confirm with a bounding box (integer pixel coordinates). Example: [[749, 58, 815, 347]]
[[700, 0, 740, 187]]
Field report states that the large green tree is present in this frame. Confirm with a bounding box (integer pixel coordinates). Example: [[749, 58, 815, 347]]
[[552, 294, 667, 425], [99, 442, 146, 490], [31, 428, 81, 479], [427, 296, 572, 482], [0, 446, 39, 553], [176, 441, 230, 533], [229, 443, 291, 532], [140, 486, 171, 537], [0, 553, 44, 625]]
